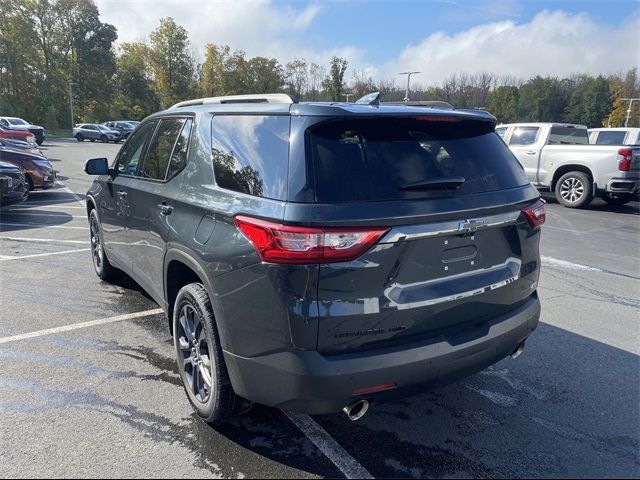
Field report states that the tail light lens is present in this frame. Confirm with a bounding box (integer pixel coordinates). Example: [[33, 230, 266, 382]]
[[234, 215, 389, 264], [618, 149, 632, 172], [522, 199, 546, 229]]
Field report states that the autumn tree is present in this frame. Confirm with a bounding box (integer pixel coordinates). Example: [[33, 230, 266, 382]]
[[322, 56, 348, 101], [149, 17, 196, 108]]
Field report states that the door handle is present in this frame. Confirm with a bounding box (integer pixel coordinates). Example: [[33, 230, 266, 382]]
[[117, 190, 127, 198], [158, 203, 173, 215], [524, 151, 537, 155]]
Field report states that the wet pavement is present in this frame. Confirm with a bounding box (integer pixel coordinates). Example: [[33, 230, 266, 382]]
[[0, 138, 638, 478]]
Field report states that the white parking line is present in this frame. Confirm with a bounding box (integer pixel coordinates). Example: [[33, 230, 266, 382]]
[[55, 181, 86, 205], [0, 248, 90, 261], [0, 212, 85, 219], [0, 236, 88, 244], [284, 411, 373, 479], [0, 222, 86, 230], [0, 309, 164, 344], [541, 256, 602, 272], [3, 205, 86, 210]]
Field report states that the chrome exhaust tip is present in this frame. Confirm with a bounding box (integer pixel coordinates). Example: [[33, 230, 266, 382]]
[[511, 341, 525, 359], [343, 400, 369, 421]]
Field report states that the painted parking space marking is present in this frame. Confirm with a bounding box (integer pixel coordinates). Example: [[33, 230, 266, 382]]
[[0, 247, 90, 261], [0, 212, 86, 219], [284, 411, 373, 479], [0, 309, 164, 344], [54, 181, 86, 205], [541, 256, 601, 272], [0, 236, 88, 244], [0, 222, 87, 230]]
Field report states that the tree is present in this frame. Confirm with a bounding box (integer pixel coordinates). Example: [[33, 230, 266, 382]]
[[307, 62, 325, 101], [489, 86, 519, 123], [112, 42, 159, 119], [285, 58, 307, 100], [563, 75, 611, 127], [247, 56, 284, 94], [349, 69, 376, 100], [149, 17, 195, 108], [321, 56, 347, 101], [518, 76, 567, 122], [607, 68, 639, 127]]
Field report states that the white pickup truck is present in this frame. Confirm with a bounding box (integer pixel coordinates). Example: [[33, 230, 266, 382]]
[[588, 127, 640, 146], [496, 123, 640, 208]]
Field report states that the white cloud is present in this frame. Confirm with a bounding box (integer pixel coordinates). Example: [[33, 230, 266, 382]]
[[379, 10, 640, 85], [94, 3, 639, 86]]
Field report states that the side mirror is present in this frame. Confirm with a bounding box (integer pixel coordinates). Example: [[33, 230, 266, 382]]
[[84, 157, 110, 175]]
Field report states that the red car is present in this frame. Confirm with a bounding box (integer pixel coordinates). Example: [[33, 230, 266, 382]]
[[0, 126, 36, 145]]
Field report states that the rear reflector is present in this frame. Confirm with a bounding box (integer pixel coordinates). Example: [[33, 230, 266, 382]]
[[522, 199, 546, 229], [618, 149, 633, 171], [352, 383, 397, 396], [234, 215, 389, 264]]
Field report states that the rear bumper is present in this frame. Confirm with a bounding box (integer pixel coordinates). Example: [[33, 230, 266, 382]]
[[223, 294, 541, 415], [605, 177, 639, 194]]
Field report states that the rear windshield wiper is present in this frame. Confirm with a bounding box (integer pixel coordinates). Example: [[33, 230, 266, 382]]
[[398, 176, 466, 191]]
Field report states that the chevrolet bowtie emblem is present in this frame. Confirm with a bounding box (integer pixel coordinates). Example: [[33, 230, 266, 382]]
[[458, 219, 485, 234]]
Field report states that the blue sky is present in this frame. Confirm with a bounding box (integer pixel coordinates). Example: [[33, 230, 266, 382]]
[[301, 0, 640, 64], [97, 0, 640, 84]]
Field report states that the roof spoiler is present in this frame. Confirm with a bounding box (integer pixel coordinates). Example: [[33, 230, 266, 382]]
[[170, 93, 296, 109]]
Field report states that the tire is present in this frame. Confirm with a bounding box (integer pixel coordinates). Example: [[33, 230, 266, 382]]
[[100, 134, 108, 143], [601, 192, 633, 206], [36, 139, 43, 145], [90, 139, 95, 142], [76, 133, 84, 142], [555, 171, 593, 208], [173, 283, 239, 425], [26, 175, 34, 192], [89, 209, 119, 282]]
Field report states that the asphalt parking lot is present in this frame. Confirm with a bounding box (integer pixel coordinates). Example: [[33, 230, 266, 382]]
[[1, 138, 639, 478]]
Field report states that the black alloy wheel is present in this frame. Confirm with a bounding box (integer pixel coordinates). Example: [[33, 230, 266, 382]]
[[173, 283, 239, 425]]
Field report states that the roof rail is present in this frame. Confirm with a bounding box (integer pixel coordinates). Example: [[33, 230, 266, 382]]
[[170, 93, 296, 109], [383, 100, 455, 110]]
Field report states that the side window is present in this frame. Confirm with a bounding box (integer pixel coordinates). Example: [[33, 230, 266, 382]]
[[115, 121, 157, 176], [495, 127, 507, 139], [212, 115, 290, 200], [510, 127, 539, 146], [0, 119, 8, 127], [139, 117, 186, 180], [167, 118, 192, 180]]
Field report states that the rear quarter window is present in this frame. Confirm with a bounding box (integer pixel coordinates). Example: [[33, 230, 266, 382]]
[[308, 117, 529, 203], [548, 126, 588, 145], [211, 115, 290, 200]]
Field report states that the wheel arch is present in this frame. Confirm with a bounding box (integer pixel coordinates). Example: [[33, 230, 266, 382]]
[[551, 164, 593, 191], [164, 248, 219, 338]]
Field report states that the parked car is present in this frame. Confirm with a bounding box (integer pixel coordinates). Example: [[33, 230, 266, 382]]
[[73, 124, 122, 143], [0, 126, 37, 145], [0, 116, 46, 145], [0, 138, 45, 157], [85, 93, 544, 424], [0, 147, 55, 190], [497, 123, 640, 207], [0, 160, 29, 205], [588, 127, 640, 146], [103, 121, 136, 139]]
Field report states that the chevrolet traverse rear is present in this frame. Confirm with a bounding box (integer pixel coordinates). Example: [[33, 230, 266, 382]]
[[85, 93, 543, 424]]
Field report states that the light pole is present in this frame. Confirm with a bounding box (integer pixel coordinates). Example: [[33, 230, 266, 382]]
[[398, 71, 420, 102], [342, 92, 355, 102], [620, 98, 639, 127], [69, 82, 78, 130]]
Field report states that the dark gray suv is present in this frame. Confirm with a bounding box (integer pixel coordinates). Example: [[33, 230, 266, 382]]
[[85, 93, 544, 424]]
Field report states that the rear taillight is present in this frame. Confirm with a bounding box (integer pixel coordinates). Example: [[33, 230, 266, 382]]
[[618, 149, 633, 172], [522, 199, 546, 229], [234, 215, 389, 264]]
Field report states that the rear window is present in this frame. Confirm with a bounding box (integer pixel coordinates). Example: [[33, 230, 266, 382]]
[[593, 131, 627, 145], [548, 126, 588, 145], [212, 115, 290, 200], [308, 118, 529, 203]]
